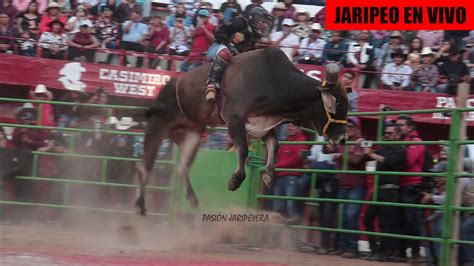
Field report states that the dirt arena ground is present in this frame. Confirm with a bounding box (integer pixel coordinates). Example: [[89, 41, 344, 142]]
[[0, 211, 408, 266]]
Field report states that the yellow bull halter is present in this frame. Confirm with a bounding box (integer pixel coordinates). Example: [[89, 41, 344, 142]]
[[320, 80, 347, 136]]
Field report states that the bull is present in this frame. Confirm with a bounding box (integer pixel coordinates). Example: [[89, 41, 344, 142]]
[[135, 47, 349, 215]]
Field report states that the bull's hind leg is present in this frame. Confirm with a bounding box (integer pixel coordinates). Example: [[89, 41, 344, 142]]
[[136, 118, 169, 216], [262, 129, 278, 189], [226, 115, 249, 191], [169, 125, 204, 208]]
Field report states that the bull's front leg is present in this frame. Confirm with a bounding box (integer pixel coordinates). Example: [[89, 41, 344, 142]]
[[226, 115, 249, 191], [262, 129, 278, 189]]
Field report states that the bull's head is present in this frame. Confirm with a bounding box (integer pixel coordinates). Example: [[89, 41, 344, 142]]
[[319, 63, 349, 146]]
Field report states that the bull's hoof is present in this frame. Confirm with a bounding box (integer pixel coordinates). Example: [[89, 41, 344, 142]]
[[187, 193, 199, 208], [262, 172, 273, 189], [134, 197, 147, 216], [228, 177, 242, 191]]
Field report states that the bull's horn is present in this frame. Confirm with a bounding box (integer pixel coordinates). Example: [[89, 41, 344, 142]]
[[325, 63, 340, 85]]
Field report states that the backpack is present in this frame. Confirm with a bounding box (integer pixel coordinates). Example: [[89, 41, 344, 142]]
[[462, 179, 474, 208]]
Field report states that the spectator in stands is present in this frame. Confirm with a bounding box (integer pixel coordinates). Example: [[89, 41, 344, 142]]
[[180, 9, 214, 72], [395, 115, 426, 263], [169, 0, 197, 17], [243, 0, 261, 18], [434, 40, 452, 65], [369, 30, 390, 59], [13, 0, 47, 14], [347, 30, 376, 88], [97, 0, 117, 19], [282, 0, 295, 19], [121, 10, 148, 67], [363, 123, 405, 262], [408, 37, 423, 56], [323, 117, 367, 259], [0, 0, 16, 26], [168, 17, 191, 57], [65, 6, 93, 36], [107, 135, 134, 208], [39, 20, 67, 60], [39, 2, 67, 34], [437, 45, 470, 95], [445, 30, 469, 50], [0, 127, 8, 148], [116, 0, 142, 23], [193, 2, 218, 26], [56, 87, 86, 128], [312, 6, 325, 28], [166, 3, 192, 28], [411, 47, 439, 93], [417, 30, 444, 52], [341, 70, 358, 112], [322, 30, 346, 67], [16, 30, 35, 56], [297, 23, 325, 65], [381, 48, 413, 91], [147, 16, 169, 69], [268, 2, 285, 35], [293, 9, 310, 40], [377, 31, 407, 70], [270, 18, 299, 62], [272, 123, 309, 225], [94, 7, 119, 64], [219, 0, 241, 24], [76, 0, 100, 16], [0, 13, 15, 53], [29, 84, 56, 127], [16, 1, 40, 36], [405, 53, 420, 80], [67, 21, 100, 62]]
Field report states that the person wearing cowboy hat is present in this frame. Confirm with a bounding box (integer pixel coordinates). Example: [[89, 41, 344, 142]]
[[28, 84, 56, 127], [38, 2, 67, 33], [38, 19, 67, 60], [377, 31, 408, 70], [411, 47, 439, 92], [437, 45, 469, 94], [298, 22, 326, 65], [381, 48, 413, 91], [270, 18, 299, 62], [115, 117, 139, 131], [293, 8, 311, 40], [269, 2, 286, 34]]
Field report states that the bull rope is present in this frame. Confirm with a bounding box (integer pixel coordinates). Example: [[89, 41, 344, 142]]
[[175, 77, 188, 120]]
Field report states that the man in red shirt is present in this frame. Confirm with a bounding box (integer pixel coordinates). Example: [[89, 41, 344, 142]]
[[180, 9, 214, 72], [395, 115, 426, 263]]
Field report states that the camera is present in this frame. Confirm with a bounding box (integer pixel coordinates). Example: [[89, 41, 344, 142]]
[[360, 140, 374, 148]]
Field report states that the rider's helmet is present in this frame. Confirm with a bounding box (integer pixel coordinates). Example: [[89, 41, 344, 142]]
[[248, 6, 273, 37]]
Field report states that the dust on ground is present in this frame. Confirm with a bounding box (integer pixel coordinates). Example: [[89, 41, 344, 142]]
[[0, 207, 407, 266]]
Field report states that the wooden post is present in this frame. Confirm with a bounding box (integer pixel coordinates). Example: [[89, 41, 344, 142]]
[[451, 82, 469, 265]]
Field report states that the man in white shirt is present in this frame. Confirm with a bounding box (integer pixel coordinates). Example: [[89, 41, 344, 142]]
[[270, 18, 300, 62], [298, 23, 326, 65], [381, 48, 413, 90]]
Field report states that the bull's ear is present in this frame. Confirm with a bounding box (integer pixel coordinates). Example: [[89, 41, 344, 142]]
[[345, 86, 353, 93]]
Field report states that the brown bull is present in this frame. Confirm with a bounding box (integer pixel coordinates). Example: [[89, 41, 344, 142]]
[[135, 47, 349, 215]]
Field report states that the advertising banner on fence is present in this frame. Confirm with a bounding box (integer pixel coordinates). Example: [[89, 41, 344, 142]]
[[0, 54, 473, 125]]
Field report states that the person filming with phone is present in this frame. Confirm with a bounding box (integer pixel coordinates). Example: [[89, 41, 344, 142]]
[[362, 122, 406, 262]]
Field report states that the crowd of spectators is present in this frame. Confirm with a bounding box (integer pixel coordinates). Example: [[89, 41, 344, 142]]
[[264, 115, 474, 265], [1, 0, 473, 93]]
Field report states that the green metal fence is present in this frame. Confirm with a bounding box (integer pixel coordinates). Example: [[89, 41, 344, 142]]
[[247, 107, 474, 266], [0, 97, 176, 219]]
